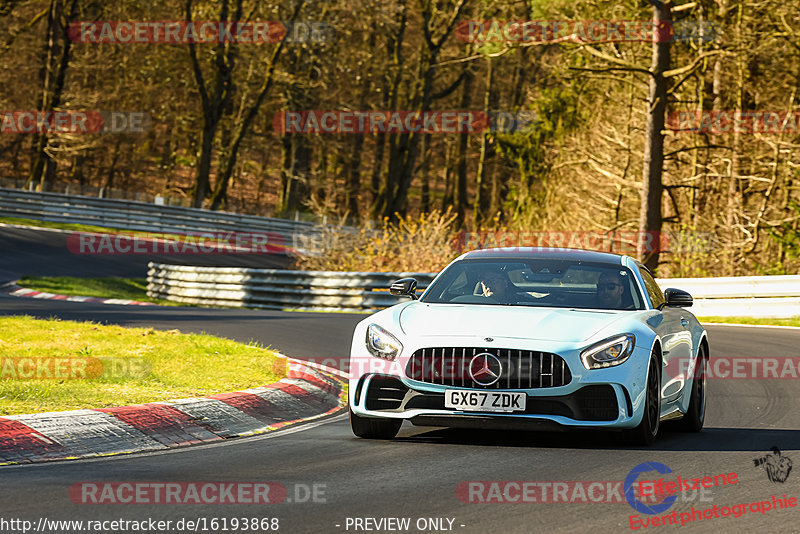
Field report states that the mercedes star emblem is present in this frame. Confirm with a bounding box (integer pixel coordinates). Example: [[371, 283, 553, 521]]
[[469, 353, 502, 386]]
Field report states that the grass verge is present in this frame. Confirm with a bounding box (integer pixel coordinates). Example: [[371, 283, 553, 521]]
[[0, 316, 286, 415], [17, 276, 190, 307], [0, 216, 121, 233], [698, 316, 800, 327], [0, 216, 193, 242]]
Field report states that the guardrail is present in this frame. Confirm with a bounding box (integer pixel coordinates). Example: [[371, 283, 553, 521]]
[[0, 188, 322, 251], [656, 275, 800, 318], [147, 263, 800, 317], [146, 263, 436, 311]]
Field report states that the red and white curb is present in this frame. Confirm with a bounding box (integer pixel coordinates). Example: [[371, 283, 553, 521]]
[[1, 283, 156, 306], [0, 358, 346, 466]]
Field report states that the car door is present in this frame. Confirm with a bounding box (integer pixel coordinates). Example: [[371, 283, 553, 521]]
[[636, 264, 693, 411]]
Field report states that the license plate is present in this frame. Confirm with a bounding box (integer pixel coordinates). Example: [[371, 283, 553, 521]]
[[444, 390, 526, 412]]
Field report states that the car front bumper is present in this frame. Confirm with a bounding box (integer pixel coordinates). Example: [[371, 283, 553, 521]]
[[349, 336, 654, 430]]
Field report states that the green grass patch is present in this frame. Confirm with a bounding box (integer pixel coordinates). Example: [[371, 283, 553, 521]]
[[699, 316, 800, 327], [0, 316, 287, 415], [17, 276, 191, 307], [0, 216, 191, 242], [0, 216, 120, 233]]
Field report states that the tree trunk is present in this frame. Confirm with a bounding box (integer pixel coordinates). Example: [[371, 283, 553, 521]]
[[346, 136, 364, 222], [725, 3, 744, 275], [637, 0, 672, 272], [193, 124, 215, 208], [473, 58, 493, 226], [420, 134, 430, 212], [292, 134, 311, 210], [187, 0, 238, 208], [345, 57, 373, 222], [454, 65, 474, 226], [28, 0, 78, 189], [370, 2, 407, 219], [441, 139, 455, 210], [383, 0, 466, 219], [207, 0, 303, 212], [277, 134, 293, 214], [385, 43, 437, 218]]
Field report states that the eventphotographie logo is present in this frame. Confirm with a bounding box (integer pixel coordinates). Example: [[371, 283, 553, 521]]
[[625, 462, 737, 515], [754, 447, 793, 483]]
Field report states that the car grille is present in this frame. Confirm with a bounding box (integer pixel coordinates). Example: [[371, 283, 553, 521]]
[[405, 347, 571, 389]]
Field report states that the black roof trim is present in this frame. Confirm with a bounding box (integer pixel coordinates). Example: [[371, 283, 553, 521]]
[[460, 247, 627, 265]]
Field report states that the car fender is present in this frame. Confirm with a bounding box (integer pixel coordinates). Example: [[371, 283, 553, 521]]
[[675, 320, 708, 414]]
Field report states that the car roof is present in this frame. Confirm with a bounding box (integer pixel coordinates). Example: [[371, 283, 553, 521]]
[[459, 247, 629, 266]]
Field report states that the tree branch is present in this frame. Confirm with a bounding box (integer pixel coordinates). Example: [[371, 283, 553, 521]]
[[580, 44, 653, 76], [663, 50, 724, 78], [431, 0, 467, 52], [431, 68, 467, 100], [570, 65, 652, 76]]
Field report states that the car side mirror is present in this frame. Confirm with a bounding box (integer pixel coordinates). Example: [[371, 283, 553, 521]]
[[664, 288, 693, 308], [390, 278, 418, 300]]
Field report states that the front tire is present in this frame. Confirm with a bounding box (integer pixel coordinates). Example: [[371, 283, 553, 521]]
[[676, 344, 707, 432], [624, 351, 661, 446], [349, 407, 402, 439]]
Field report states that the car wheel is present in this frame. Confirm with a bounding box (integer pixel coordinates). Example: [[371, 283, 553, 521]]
[[676, 344, 707, 432], [624, 351, 661, 446], [349, 407, 402, 439]]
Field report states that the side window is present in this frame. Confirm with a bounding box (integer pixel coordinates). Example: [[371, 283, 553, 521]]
[[638, 265, 665, 308]]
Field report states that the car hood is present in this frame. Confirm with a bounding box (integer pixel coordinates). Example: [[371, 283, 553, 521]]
[[398, 302, 630, 344]]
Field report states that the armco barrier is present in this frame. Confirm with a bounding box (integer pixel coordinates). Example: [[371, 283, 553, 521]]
[[0, 188, 322, 251], [146, 263, 437, 311], [655, 275, 800, 318], [146, 264, 800, 317]]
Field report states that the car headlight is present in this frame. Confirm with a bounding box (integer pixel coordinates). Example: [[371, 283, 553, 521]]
[[365, 324, 403, 361], [581, 334, 635, 369]]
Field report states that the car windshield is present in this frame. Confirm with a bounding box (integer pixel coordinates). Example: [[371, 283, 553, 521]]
[[421, 258, 645, 310]]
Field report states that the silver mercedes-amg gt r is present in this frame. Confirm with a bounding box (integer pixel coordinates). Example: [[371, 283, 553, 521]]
[[348, 248, 708, 446]]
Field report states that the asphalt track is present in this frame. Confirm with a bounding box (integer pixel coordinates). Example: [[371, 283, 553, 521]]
[[0, 226, 290, 281], [1, 227, 799, 533]]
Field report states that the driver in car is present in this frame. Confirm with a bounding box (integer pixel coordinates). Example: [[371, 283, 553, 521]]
[[596, 271, 627, 309], [479, 271, 510, 302]]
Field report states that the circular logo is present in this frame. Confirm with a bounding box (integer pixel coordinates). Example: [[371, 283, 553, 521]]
[[624, 462, 677, 515], [468, 353, 502, 386]]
